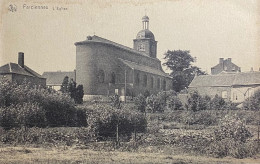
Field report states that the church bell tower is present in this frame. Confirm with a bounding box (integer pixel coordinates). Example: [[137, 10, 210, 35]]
[[133, 15, 157, 58]]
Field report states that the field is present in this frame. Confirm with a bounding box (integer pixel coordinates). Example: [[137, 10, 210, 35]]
[[0, 146, 259, 164], [1, 83, 260, 163]]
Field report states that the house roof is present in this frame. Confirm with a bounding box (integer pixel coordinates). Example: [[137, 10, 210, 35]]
[[0, 63, 45, 79], [189, 71, 260, 87], [233, 72, 260, 85], [119, 58, 171, 78], [42, 71, 75, 85]]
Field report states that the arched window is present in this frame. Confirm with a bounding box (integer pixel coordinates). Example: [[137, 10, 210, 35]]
[[111, 72, 116, 84], [143, 74, 147, 87], [97, 70, 105, 83], [157, 78, 160, 89], [151, 76, 154, 88], [162, 79, 166, 91], [135, 73, 140, 85]]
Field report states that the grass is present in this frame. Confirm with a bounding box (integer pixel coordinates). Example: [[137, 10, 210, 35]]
[[0, 146, 259, 164]]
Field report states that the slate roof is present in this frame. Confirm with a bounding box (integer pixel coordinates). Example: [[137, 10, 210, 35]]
[[119, 58, 171, 78], [42, 71, 75, 85], [0, 63, 45, 79], [189, 71, 260, 87], [75, 35, 160, 61]]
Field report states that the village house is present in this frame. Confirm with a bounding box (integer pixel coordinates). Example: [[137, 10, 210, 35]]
[[0, 52, 46, 86], [42, 71, 76, 91], [189, 71, 260, 103], [211, 58, 241, 75]]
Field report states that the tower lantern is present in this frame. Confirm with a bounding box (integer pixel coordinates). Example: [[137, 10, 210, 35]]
[[142, 15, 149, 30]]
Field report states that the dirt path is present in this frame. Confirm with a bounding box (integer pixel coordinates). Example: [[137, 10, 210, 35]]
[[0, 146, 259, 164]]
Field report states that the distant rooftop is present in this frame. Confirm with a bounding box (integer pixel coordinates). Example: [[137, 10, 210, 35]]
[[42, 71, 75, 85], [189, 71, 260, 87]]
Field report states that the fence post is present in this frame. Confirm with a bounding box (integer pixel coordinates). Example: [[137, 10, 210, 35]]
[[116, 123, 119, 147], [257, 122, 260, 152]]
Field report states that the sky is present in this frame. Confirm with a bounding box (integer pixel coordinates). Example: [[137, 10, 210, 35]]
[[0, 0, 259, 74]]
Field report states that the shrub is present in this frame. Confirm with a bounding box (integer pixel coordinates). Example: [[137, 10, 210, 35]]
[[0, 81, 86, 128], [110, 95, 121, 109], [208, 115, 255, 158], [0, 102, 46, 130], [0, 127, 91, 146], [166, 95, 183, 110], [187, 91, 208, 111], [133, 94, 146, 113], [146, 94, 165, 113], [243, 89, 260, 111], [87, 104, 147, 141]]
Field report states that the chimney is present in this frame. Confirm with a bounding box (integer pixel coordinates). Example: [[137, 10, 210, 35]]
[[18, 52, 24, 68], [219, 58, 224, 64], [227, 58, 232, 62]]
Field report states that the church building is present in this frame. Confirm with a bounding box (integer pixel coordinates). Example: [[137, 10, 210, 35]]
[[75, 16, 172, 100]]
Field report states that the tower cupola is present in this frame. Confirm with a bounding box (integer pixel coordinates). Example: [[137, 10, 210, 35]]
[[133, 15, 157, 58]]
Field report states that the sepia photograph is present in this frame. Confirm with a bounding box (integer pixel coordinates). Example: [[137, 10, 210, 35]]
[[0, 0, 260, 163]]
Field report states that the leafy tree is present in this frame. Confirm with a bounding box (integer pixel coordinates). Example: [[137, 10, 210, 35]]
[[68, 78, 77, 99], [68, 79, 84, 104], [163, 50, 206, 92], [60, 76, 69, 93]]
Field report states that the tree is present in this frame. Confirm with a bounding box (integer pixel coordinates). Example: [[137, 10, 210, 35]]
[[68, 78, 77, 99], [60, 76, 69, 93], [75, 85, 84, 104], [163, 50, 206, 92]]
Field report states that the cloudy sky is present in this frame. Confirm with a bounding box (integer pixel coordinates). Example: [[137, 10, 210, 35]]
[[1, 0, 259, 74]]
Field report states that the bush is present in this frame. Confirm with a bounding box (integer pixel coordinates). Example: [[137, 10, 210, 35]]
[[243, 89, 260, 111], [0, 80, 86, 128], [146, 94, 165, 113], [87, 104, 147, 141], [133, 94, 146, 113], [186, 91, 238, 111], [0, 127, 91, 146], [208, 115, 255, 158]]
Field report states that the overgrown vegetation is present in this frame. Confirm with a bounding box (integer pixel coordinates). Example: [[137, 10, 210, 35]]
[[0, 80, 86, 129], [86, 104, 147, 141], [0, 80, 259, 160], [243, 89, 260, 111]]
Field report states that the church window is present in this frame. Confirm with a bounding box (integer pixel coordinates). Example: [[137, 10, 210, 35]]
[[157, 78, 160, 89], [143, 74, 147, 87], [97, 70, 105, 83], [111, 72, 116, 84], [151, 76, 154, 88], [135, 73, 140, 85], [138, 44, 145, 51], [162, 79, 166, 91]]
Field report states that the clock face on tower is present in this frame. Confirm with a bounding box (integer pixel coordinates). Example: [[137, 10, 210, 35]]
[[138, 43, 145, 51]]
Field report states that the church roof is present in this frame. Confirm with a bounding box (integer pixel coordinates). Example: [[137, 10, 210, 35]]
[[119, 58, 171, 78], [42, 71, 75, 85], [189, 71, 260, 87], [142, 15, 149, 21], [136, 29, 155, 40], [75, 35, 160, 61], [0, 63, 44, 79]]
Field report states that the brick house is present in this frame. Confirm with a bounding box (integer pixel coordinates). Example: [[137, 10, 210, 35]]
[[211, 58, 241, 75], [0, 52, 46, 86], [188, 71, 260, 103]]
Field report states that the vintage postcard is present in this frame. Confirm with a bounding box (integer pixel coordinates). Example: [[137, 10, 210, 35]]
[[0, 0, 259, 163]]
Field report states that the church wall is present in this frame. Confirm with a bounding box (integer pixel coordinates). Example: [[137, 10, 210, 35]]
[[76, 42, 171, 97]]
